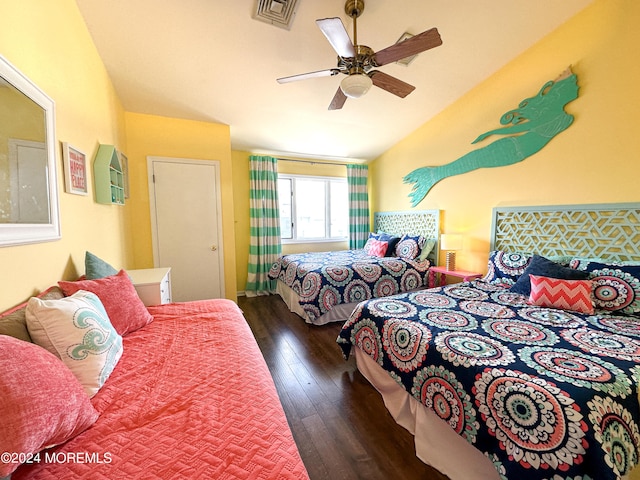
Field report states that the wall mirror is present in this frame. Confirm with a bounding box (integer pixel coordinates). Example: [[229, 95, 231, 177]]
[[0, 55, 60, 246]]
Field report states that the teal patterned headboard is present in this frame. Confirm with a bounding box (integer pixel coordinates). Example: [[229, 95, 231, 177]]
[[490, 202, 640, 263], [374, 210, 441, 264]]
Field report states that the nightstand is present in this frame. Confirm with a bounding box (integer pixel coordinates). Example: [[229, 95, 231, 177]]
[[428, 266, 483, 288], [127, 267, 172, 306]]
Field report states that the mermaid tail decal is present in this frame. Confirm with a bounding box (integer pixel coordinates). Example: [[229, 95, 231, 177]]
[[403, 69, 578, 207], [404, 167, 446, 208]]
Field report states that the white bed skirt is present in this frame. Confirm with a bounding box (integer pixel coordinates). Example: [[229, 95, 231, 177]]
[[354, 347, 501, 480]]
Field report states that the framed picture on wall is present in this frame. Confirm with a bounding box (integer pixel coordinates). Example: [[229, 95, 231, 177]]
[[62, 142, 88, 195], [120, 151, 130, 198]]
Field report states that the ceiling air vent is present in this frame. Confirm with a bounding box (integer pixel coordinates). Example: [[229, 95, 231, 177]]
[[395, 32, 418, 66], [253, 0, 300, 30]]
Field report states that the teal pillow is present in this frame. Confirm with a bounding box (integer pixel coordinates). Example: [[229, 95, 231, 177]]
[[85, 251, 118, 280]]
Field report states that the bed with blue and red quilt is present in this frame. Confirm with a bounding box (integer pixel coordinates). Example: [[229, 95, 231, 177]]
[[337, 203, 640, 480], [269, 210, 440, 325]]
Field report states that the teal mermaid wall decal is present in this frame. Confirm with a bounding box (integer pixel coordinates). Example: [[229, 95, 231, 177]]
[[403, 68, 579, 207]]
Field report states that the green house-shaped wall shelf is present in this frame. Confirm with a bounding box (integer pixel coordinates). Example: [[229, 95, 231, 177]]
[[93, 144, 125, 205]]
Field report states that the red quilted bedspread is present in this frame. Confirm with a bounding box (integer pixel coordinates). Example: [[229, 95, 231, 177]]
[[13, 299, 309, 480]]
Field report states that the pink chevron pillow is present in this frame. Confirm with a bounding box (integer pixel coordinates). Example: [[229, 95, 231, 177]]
[[364, 238, 388, 258], [528, 275, 595, 314]]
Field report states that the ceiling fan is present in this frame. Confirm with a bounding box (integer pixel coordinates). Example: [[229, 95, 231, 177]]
[[276, 0, 443, 110]]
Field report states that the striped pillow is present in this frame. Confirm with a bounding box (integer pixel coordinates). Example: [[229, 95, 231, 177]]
[[528, 275, 594, 314]]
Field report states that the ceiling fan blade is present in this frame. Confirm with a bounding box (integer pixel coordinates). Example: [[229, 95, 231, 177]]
[[373, 27, 442, 66], [277, 68, 341, 84], [370, 71, 415, 98], [328, 87, 347, 110], [316, 17, 356, 58]]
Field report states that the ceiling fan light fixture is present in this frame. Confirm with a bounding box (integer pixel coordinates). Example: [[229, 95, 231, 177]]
[[340, 73, 372, 98]]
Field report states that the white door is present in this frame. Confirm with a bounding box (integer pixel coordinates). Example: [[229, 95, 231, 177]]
[[8, 139, 48, 223], [147, 157, 224, 301]]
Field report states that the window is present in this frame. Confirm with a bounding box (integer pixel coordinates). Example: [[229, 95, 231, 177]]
[[278, 174, 348, 242]]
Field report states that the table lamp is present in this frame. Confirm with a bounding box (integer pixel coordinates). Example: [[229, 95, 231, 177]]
[[440, 234, 463, 271]]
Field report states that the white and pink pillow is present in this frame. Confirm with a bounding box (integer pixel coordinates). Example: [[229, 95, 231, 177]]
[[528, 274, 595, 314], [26, 290, 123, 397], [364, 238, 388, 257]]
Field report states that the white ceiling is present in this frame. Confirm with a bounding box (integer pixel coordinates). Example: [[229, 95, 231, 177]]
[[75, 0, 592, 162]]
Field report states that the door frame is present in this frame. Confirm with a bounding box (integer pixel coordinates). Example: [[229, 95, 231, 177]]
[[146, 156, 225, 298]]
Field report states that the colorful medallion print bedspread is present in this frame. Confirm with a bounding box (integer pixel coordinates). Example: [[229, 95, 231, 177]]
[[269, 249, 430, 322], [337, 280, 640, 480]]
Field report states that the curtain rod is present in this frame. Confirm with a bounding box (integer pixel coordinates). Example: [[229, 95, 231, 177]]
[[277, 157, 350, 167]]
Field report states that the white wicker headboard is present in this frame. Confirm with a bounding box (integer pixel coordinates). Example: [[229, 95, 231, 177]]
[[490, 202, 640, 263], [373, 209, 441, 264]]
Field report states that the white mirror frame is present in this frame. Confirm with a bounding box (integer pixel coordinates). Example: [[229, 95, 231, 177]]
[[0, 54, 60, 247]]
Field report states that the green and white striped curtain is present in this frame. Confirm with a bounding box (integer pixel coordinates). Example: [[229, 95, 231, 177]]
[[245, 155, 281, 297], [347, 164, 370, 249]]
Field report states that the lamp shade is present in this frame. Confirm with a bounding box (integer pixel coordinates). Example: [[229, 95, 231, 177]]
[[340, 73, 373, 98], [440, 234, 463, 251]]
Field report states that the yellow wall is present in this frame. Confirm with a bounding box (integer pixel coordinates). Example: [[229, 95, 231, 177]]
[[0, 1, 237, 310], [125, 112, 237, 300], [0, 0, 129, 311], [3, 0, 636, 313], [231, 151, 349, 293], [370, 0, 639, 275]]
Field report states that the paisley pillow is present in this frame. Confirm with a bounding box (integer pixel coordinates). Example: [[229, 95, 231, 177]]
[[25, 290, 123, 397], [395, 234, 426, 260], [483, 250, 531, 286], [570, 260, 640, 316]]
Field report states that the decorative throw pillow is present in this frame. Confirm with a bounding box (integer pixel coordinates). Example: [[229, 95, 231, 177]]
[[364, 238, 388, 257], [85, 251, 119, 279], [26, 290, 123, 397], [0, 335, 99, 477], [0, 286, 65, 343], [59, 269, 153, 335], [395, 234, 426, 260], [483, 250, 531, 286], [418, 239, 437, 262], [376, 232, 401, 257], [570, 260, 640, 316], [528, 275, 594, 314], [363, 235, 379, 251], [510, 254, 590, 296]]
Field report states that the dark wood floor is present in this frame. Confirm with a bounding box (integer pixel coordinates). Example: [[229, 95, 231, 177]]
[[238, 294, 449, 480]]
